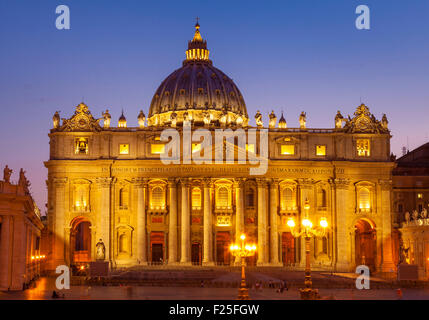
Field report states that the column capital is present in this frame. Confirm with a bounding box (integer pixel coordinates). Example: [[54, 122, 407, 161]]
[[233, 178, 246, 188], [132, 177, 149, 188], [179, 178, 191, 188], [202, 178, 214, 188], [256, 178, 268, 188], [95, 177, 113, 188], [297, 178, 314, 189], [269, 178, 280, 188], [167, 178, 179, 188], [53, 177, 68, 187], [379, 179, 392, 190]]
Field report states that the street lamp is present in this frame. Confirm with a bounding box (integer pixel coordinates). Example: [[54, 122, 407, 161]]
[[230, 234, 257, 300], [287, 198, 328, 300]]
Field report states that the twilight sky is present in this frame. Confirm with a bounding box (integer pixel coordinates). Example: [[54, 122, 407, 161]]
[[0, 0, 428, 211]]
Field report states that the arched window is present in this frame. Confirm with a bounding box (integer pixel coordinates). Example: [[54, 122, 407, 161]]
[[281, 187, 294, 210], [246, 188, 255, 207], [192, 187, 201, 208], [317, 188, 327, 208], [74, 185, 89, 211], [119, 234, 128, 253], [119, 188, 129, 209], [151, 186, 165, 209], [359, 188, 371, 211], [217, 187, 229, 208]]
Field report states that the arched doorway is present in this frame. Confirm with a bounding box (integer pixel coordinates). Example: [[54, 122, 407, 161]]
[[282, 232, 295, 266], [70, 217, 91, 263], [355, 219, 376, 271], [191, 242, 202, 265], [216, 232, 231, 265]]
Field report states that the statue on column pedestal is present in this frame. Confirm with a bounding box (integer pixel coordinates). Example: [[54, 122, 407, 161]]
[[53, 111, 60, 129], [299, 111, 307, 129], [254, 110, 263, 128], [3, 165, 12, 183]]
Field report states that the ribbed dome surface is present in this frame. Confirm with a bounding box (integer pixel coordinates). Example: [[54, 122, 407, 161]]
[[148, 62, 248, 118]]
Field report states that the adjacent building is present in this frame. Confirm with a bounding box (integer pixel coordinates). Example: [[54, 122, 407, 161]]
[[0, 167, 44, 291], [394, 143, 429, 279]]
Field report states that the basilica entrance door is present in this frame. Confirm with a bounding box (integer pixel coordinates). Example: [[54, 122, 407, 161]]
[[150, 232, 164, 264], [355, 219, 376, 271], [216, 232, 231, 265], [282, 232, 295, 265], [191, 243, 201, 265]]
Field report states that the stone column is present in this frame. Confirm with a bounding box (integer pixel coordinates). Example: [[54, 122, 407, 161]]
[[89, 225, 97, 261], [11, 216, 26, 290], [234, 179, 245, 264], [180, 179, 191, 265], [168, 179, 178, 264], [257, 179, 268, 265], [379, 179, 396, 273], [333, 178, 351, 272], [202, 178, 214, 265], [134, 178, 148, 265], [0, 215, 11, 290], [64, 227, 71, 265], [53, 178, 67, 268], [270, 179, 281, 265], [96, 177, 112, 263]]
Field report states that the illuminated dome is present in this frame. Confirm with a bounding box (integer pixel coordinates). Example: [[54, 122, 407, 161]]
[[147, 22, 248, 127]]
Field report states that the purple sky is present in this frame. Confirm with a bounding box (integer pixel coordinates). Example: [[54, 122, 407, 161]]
[[0, 0, 428, 212]]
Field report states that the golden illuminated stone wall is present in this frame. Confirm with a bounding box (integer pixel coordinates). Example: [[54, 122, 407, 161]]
[[45, 103, 396, 274]]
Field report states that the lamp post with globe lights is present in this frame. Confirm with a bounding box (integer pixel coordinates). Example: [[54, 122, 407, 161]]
[[230, 234, 257, 300], [287, 199, 328, 300]]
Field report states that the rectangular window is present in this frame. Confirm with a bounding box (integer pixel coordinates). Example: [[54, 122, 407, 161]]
[[151, 144, 165, 154], [356, 139, 370, 157], [192, 143, 201, 153], [75, 138, 89, 154], [316, 145, 326, 156], [281, 144, 295, 155], [119, 144, 129, 155]]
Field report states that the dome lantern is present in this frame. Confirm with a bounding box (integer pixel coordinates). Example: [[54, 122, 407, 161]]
[[185, 20, 210, 63], [147, 21, 248, 127]]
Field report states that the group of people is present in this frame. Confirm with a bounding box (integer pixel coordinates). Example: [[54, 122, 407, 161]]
[[253, 280, 288, 293]]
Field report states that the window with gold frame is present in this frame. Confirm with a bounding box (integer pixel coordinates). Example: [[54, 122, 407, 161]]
[[356, 139, 370, 157], [75, 137, 89, 154], [280, 144, 295, 155], [151, 144, 165, 154], [281, 187, 295, 210], [358, 187, 371, 212], [216, 185, 232, 209], [150, 186, 165, 209], [316, 145, 326, 156], [192, 187, 202, 209]]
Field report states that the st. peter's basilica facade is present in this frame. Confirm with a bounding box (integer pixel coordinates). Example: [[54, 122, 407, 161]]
[[45, 23, 396, 274]]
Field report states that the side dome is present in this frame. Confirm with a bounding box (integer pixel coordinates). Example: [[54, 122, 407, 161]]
[[147, 22, 248, 127]]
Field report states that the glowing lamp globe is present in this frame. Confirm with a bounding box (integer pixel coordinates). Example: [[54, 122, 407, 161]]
[[320, 218, 328, 228], [302, 219, 313, 228]]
